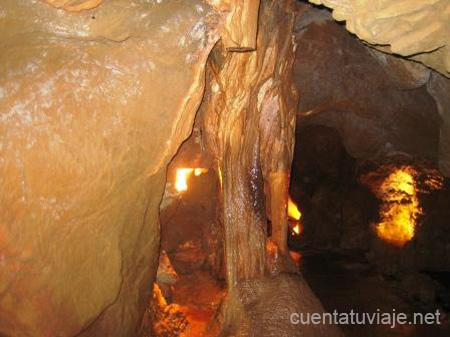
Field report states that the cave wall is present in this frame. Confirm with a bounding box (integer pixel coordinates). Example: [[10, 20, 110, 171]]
[[159, 127, 223, 279], [3, 0, 447, 335], [0, 1, 220, 335], [290, 125, 379, 251], [308, 0, 450, 78], [1, 0, 312, 335], [427, 72, 450, 178], [291, 1, 450, 270], [293, 3, 441, 164], [304, 0, 450, 177]]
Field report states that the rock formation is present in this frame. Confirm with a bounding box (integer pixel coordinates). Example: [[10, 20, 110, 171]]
[[295, 2, 450, 178], [2, 0, 333, 335], [303, 1, 450, 178], [202, 0, 298, 292], [427, 72, 450, 176], [43, 0, 102, 12], [308, 0, 450, 78], [201, 0, 340, 335], [2, 0, 448, 336], [1, 0, 219, 335]]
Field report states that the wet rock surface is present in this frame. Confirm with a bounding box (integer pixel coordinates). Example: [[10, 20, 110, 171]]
[[3, 0, 449, 336], [201, 0, 298, 295], [0, 0, 219, 335]]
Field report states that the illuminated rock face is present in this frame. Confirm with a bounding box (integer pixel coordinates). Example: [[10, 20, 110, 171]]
[[202, 0, 298, 291], [200, 1, 340, 335], [42, 0, 103, 12], [0, 1, 219, 336], [1, 0, 320, 335], [303, 0, 450, 177], [308, 0, 450, 78], [293, 5, 441, 164], [374, 167, 420, 247]]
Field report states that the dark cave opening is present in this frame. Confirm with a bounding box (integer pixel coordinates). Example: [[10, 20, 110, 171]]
[[288, 124, 450, 336]]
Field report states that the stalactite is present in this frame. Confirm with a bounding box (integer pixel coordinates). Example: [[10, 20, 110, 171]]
[[203, 0, 298, 287], [201, 0, 299, 333]]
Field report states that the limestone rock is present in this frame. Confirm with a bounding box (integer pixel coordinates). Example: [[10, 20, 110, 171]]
[[293, 6, 440, 163], [367, 48, 431, 90], [202, 0, 298, 292], [427, 72, 450, 177], [209, 0, 260, 51], [156, 251, 178, 287], [0, 1, 220, 336], [42, 0, 102, 12], [235, 274, 343, 337], [308, 0, 450, 77], [401, 272, 442, 304]]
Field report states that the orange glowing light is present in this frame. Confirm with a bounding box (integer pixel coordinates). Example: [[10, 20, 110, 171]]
[[292, 224, 302, 235], [217, 164, 223, 189], [376, 167, 420, 247], [175, 168, 208, 192], [194, 168, 208, 176], [175, 168, 194, 192], [288, 197, 301, 221]]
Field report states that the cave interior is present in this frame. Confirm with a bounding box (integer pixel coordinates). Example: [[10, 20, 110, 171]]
[[2, 0, 450, 336]]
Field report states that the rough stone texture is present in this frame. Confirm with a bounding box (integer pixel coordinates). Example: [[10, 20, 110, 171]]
[[400, 179, 450, 272], [308, 0, 450, 77], [293, 4, 441, 164], [202, 0, 298, 292], [200, 0, 312, 333], [290, 123, 450, 273], [42, 0, 102, 12], [209, 0, 260, 51], [0, 1, 220, 336], [290, 125, 379, 251], [231, 274, 342, 337], [366, 48, 431, 90], [160, 165, 222, 276], [427, 72, 450, 177]]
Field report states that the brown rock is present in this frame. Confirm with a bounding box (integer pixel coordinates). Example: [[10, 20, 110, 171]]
[[210, 0, 261, 51], [367, 48, 431, 90], [293, 8, 440, 163], [427, 72, 450, 177], [202, 0, 298, 292], [401, 272, 442, 304], [42, 0, 102, 12], [309, 0, 450, 77], [234, 274, 343, 337], [0, 1, 220, 336]]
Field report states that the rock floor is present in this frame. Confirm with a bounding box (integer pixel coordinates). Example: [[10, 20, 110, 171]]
[[299, 249, 450, 337], [172, 271, 225, 336]]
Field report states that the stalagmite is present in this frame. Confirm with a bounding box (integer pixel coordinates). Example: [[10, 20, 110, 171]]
[[201, 1, 341, 335], [202, 0, 297, 292]]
